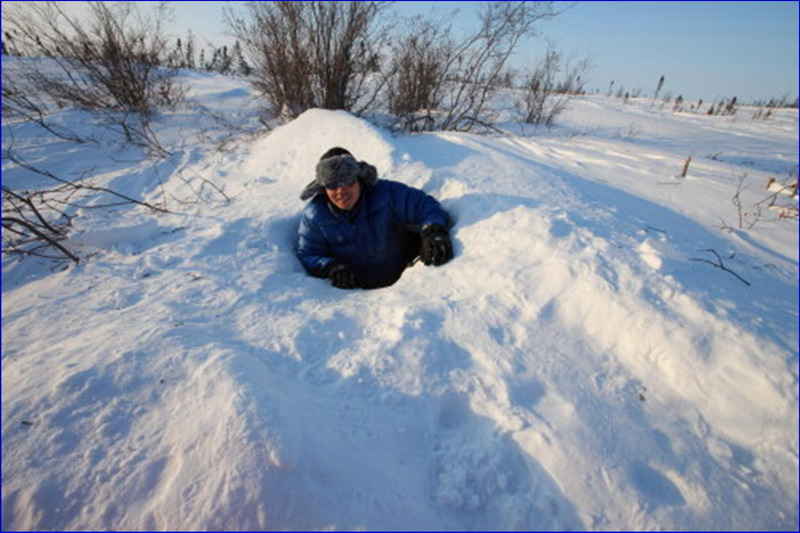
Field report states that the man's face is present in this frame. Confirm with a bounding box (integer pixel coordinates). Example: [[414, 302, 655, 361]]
[[325, 179, 361, 211]]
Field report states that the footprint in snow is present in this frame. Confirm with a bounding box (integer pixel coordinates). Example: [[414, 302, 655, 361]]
[[430, 392, 575, 530], [626, 461, 686, 508]]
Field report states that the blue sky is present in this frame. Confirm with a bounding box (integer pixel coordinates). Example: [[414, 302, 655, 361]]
[[530, 1, 800, 103], [39, 1, 800, 103], [167, 0, 798, 103]]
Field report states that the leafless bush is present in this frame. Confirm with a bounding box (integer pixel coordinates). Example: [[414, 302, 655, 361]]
[[432, 2, 560, 132], [706, 97, 739, 117], [2, 182, 79, 264], [225, 1, 388, 120], [226, 1, 561, 131], [387, 17, 452, 131], [761, 170, 799, 219], [2, 1, 183, 151], [522, 48, 589, 126], [2, 150, 167, 265], [387, 2, 561, 132], [751, 106, 774, 120], [751, 95, 796, 120], [1, 72, 88, 143], [732, 173, 756, 230], [729, 169, 798, 231]]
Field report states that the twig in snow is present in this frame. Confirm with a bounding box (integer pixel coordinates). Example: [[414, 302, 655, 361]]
[[5, 150, 169, 213], [644, 224, 667, 235], [689, 249, 751, 286], [680, 156, 692, 178]]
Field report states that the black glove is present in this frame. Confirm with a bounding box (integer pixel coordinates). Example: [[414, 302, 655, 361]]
[[420, 224, 453, 266], [328, 263, 357, 289]]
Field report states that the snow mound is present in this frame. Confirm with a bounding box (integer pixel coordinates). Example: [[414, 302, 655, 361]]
[[243, 108, 396, 187]]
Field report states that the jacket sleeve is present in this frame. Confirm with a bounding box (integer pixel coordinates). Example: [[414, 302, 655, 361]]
[[388, 181, 450, 230], [296, 211, 335, 278]]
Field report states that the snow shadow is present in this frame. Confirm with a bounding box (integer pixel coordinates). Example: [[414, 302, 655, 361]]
[[627, 461, 686, 508], [708, 154, 798, 176], [395, 132, 478, 170], [1, 256, 71, 293], [104, 154, 184, 207]]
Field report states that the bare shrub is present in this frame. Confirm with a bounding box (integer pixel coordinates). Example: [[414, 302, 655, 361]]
[[3, 2, 182, 112], [760, 170, 799, 219], [707, 97, 739, 117], [1, 1, 183, 151], [522, 48, 589, 126], [387, 16, 452, 131], [2, 183, 80, 264], [751, 95, 795, 120], [729, 169, 798, 231], [2, 150, 167, 265], [227, 1, 561, 131], [387, 2, 561, 132], [441, 1, 558, 131], [1, 71, 87, 143], [225, 1, 389, 120]]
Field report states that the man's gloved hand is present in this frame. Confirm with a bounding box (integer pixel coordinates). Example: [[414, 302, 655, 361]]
[[420, 224, 453, 266], [328, 262, 358, 289]]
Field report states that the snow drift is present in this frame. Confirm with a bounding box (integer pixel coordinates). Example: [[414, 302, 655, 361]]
[[2, 71, 798, 531]]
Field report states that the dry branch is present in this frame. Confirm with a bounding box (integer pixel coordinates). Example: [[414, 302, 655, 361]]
[[690, 249, 751, 286]]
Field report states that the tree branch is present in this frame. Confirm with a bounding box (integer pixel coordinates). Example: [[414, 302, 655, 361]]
[[2, 216, 80, 263], [5, 150, 169, 213]]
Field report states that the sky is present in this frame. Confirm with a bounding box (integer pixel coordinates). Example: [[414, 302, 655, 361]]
[[6, 1, 798, 104], [166, 0, 799, 104], [533, 1, 800, 103]]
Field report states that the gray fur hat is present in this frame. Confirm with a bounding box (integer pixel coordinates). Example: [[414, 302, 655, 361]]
[[300, 147, 378, 200]]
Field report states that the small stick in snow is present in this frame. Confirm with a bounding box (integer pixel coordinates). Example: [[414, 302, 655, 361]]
[[689, 249, 751, 286], [644, 224, 667, 235], [680, 156, 692, 178]]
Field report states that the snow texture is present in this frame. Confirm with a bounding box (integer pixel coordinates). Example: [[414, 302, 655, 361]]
[[2, 68, 798, 531]]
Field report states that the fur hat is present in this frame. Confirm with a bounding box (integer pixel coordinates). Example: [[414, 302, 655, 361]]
[[300, 147, 378, 200]]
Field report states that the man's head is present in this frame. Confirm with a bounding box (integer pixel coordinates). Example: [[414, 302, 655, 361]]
[[299, 147, 378, 203], [316, 148, 362, 211], [316, 149, 361, 189]]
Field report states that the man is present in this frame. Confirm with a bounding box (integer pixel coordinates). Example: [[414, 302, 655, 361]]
[[296, 147, 453, 289]]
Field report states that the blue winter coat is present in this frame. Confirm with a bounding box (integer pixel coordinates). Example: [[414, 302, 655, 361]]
[[296, 180, 450, 288]]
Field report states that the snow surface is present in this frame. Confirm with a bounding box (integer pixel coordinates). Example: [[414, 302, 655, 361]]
[[2, 69, 798, 531]]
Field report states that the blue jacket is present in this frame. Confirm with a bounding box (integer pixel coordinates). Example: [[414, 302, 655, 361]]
[[297, 180, 450, 288]]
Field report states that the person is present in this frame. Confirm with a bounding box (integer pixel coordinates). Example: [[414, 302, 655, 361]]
[[296, 147, 453, 289]]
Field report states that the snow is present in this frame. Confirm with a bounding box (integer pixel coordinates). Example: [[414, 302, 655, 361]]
[[2, 68, 798, 531]]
